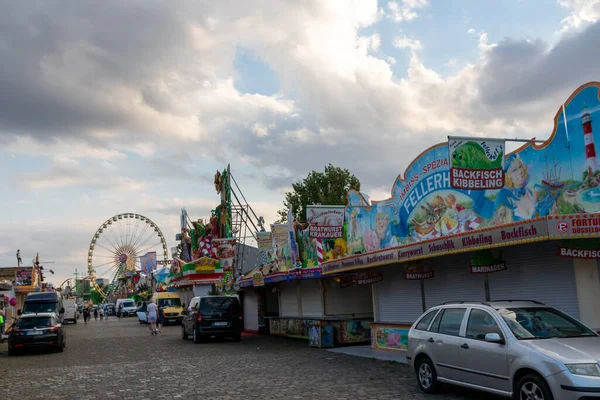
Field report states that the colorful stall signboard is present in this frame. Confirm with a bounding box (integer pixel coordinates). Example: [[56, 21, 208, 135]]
[[140, 252, 157, 275], [307, 205, 345, 238], [287, 207, 301, 268], [271, 224, 293, 271], [448, 137, 505, 190], [326, 83, 600, 274], [252, 271, 265, 287], [469, 249, 507, 274], [372, 324, 410, 352], [298, 227, 319, 268], [256, 231, 272, 251], [15, 268, 33, 287], [404, 260, 434, 280], [548, 214, 600, 237]]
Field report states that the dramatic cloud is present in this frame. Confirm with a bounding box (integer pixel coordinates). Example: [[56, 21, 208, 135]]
[[386, 0, 429, 23], [559, 0, 600, 31]]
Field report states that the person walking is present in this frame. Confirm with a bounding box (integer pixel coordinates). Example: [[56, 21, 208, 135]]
[[118, 303, 123, 319], [99, 307, 104, 320], [93, 307, 98, 321], [83, 307, 90, 324], [157, 305, 165, 332], [146, 300, 158, 335]]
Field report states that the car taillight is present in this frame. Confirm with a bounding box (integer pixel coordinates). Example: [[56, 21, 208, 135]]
[[196, 313, 202, 323], [50, 326, 60, 333]]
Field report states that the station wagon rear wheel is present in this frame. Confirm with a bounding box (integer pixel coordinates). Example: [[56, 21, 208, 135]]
[[516, 374, 553, 400], [416, 357, 440, 394]]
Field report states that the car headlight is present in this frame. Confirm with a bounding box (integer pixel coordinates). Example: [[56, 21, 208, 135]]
[[566, 364, 600, 377]]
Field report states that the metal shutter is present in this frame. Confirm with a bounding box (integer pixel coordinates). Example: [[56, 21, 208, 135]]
[[193, 284, 212, 297], [300, 280, 323, 318], [243, 290, 259, 331], [424, 252, 487, 309], [324, 281, 373, 317], [488, 241, 579, 319], [279, 282, 299, 317], [375, 265, 425, 324]]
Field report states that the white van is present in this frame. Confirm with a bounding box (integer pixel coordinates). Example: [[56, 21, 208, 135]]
[[63, 299, 78, 323], [115, 298, 137, 317]]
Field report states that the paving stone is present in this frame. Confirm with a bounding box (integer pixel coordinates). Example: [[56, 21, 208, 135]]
[[0, 317, 498, 400]]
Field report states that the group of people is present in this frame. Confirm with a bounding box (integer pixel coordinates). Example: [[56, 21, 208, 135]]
[[82, 306, 107, 324], [146, 300, 165, 335]]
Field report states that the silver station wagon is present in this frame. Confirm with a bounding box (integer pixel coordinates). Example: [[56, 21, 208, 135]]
[[407, 300, 600, 400]]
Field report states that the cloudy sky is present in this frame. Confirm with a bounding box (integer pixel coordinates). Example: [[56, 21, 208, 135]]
[[1, 0, 599, 285]]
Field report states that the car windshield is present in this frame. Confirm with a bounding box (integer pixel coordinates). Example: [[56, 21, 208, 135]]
[[158, 298, 181, 307], [497, 307, 597, 340], [200, 297, 240, 314], [17, 317, 53, 328], [122, 301, 135, 308], [23, 302, 58, 314]]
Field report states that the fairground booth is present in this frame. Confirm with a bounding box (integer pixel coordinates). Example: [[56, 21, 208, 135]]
[[241, 81, 600, 352]]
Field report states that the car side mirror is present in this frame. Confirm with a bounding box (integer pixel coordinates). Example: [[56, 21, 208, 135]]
[[17, 309, 22, 316], [485, 333, 504, 344]]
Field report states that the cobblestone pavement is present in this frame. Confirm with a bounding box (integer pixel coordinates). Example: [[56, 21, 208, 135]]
[[0, 317, 500, 400]]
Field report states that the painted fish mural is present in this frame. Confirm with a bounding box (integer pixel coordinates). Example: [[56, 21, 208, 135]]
[[451, 141, 504, 170]]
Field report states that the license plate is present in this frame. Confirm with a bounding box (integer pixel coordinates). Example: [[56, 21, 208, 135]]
[[27, 330, 43, 335], [213, 322, 228, 327]]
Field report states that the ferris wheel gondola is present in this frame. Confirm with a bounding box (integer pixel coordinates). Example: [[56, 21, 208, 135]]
[[87, 213, 168, 298]]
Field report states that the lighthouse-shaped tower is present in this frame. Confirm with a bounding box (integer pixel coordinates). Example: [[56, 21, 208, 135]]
[[582, 107, 598, 176]]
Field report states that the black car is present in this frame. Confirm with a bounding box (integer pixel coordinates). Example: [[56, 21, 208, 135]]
[[8, 313, 66, 356], [181, 296, 242, 343]]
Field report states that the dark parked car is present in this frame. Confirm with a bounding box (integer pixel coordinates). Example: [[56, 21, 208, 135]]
[[104, 303, 115, 316], [8, 313, 66, 356], [181, 296, 242, 343]]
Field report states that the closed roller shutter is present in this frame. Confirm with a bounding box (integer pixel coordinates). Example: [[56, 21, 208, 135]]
[[424, 252, 487, 309], [324, 281, 373, 317], [300, 280, 323, 318], [375, 265, 423, 324], [243, 290, 259, 331], [279, 282, 299, 317], [489, 241, 579, 319], [193, 284, 211, 297]]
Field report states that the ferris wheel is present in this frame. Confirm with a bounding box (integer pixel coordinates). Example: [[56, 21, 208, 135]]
[[87, 213, 168, 297]]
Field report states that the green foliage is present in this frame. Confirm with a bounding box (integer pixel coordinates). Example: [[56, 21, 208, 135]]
[[276, 164, 361, 223], [556, 196, 583, 214]]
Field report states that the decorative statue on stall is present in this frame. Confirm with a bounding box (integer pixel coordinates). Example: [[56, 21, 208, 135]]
[[181, 228, 193, 262]]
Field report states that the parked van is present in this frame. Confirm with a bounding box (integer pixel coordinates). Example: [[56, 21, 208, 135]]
[[63, 299, 78, 323], [115, 298, 137, 317], [22, 292, 64, 322], [151, 292, 184, 325]]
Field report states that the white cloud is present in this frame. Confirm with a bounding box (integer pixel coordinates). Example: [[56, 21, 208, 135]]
[[559, 0, 600, 32], [387, 0, 429, 23], [393, 35, 423, 51], [467, 28, 476, 34]]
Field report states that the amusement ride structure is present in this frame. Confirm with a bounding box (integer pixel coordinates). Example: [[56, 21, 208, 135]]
[[87, 213, 168, 298]]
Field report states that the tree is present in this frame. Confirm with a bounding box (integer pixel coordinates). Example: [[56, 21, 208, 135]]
[[276, 164, 361, 223]]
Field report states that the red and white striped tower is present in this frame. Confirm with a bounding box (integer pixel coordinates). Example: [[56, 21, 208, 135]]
[[582, 107, 598, 176]]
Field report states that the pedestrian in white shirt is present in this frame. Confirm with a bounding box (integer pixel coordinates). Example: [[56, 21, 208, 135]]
[[146, 300, 158, 335]]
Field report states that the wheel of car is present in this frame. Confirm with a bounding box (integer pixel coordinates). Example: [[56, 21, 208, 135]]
[[8, 347, 16, 356], [193, 328, 202, 344], [232, 333, 241, 342], [516, 374, 554, 400], [139, 319, 144, 324], [415, 356, 440, 394], [56, 343, 64, 353], [74, 317, 77, 324], [181, 325, 188, 340]]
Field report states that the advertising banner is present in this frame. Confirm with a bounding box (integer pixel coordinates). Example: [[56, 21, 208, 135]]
[[548, 214, 600, 237], [140, 252, 157, 275], [323, 219, 547, 274], [448, 137, 505, 190], [556, 238, 600, 258], [288, 207, 300, 268], [404, 260, 434, 280], [256, 231, 272, 251], [469, 250, 507, 274], [271, 224, 292, 271], [15, 268, 33, 287], [252, 271, 265, 287], [307, 205, 345, 238]]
